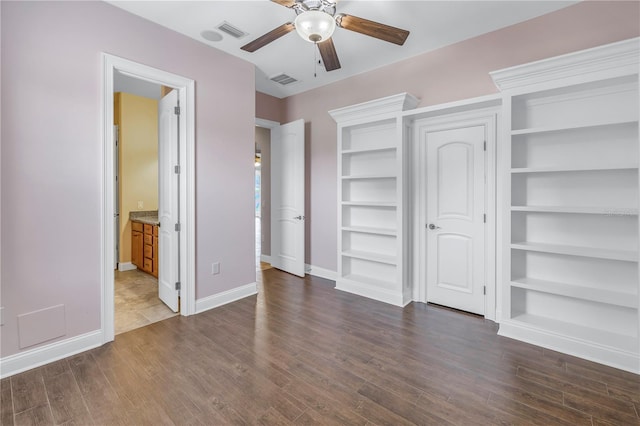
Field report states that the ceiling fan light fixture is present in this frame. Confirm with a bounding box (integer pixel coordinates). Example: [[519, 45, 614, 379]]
[[294, 10, 336, 43]]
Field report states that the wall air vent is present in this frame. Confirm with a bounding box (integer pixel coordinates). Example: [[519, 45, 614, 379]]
[[216, 21, 248, 39], [270, 73, 298, 85]]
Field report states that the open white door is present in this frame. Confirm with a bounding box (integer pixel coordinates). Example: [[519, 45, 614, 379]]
[[271, 119, 305, 277], [425, 125, 486, 315], [158, 90, 179, 312]]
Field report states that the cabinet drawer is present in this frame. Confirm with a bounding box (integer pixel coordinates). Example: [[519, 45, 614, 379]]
[[144, 234, 153, 245], [143, 224, 153, 235], [132, 221, 143, 232], [144, 244, 153, 259], [143, 258, 153, 272], [153, 225, 159, 236]]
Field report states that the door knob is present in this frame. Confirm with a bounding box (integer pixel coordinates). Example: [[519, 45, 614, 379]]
[[428, 223, 441, 230]]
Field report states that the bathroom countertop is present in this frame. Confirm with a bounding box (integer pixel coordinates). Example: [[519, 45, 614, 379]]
[[129, 211, 159, 226]]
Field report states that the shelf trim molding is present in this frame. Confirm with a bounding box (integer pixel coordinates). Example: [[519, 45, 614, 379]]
[[329, 93, 419, 125], [491, 37, 639, 92]]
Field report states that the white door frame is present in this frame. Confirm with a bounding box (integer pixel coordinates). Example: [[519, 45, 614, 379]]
[[413, 108, 498, 320], [101, 53, 196, 343]]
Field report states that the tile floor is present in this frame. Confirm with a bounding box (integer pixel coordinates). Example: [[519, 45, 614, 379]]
[[114, 269, 178, 335]]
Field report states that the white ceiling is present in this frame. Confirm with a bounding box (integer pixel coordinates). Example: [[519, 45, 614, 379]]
[[107, 0, 577, 99]]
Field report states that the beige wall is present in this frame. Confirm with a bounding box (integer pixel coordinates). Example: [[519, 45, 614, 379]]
[[115, 92, 159, 264]]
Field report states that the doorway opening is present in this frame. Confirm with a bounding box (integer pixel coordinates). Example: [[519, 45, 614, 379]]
[[255, 124, 272, 272], [101, 53, 196, 344], [113, 74, 177, 334]]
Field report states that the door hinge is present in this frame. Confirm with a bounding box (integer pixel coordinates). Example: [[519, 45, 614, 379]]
[[175, 282, 181, 291], [174, 165, 180, 174], [174, 106, 181, 115], [483, 286, 486, 295], [175, 223, 181, 232], [483, 213, 487, 223], [483, 141, 487, 151]]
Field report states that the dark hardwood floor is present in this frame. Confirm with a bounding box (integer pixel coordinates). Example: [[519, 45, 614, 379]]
[[2, 269, 639, 425]]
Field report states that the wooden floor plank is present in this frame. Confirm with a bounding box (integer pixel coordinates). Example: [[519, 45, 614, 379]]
[[42, 371, 93, 425], [3, 269, 638, 425], [1, 378, 14, 426]]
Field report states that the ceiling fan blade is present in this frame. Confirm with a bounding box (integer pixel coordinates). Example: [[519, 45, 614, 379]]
[[337, 14, 409, 46], [241, 23, 295, 52], [271, 0, 296, 7], [317, 38, 341, 71]]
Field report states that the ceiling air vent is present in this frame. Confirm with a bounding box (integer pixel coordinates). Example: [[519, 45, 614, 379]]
[[270, 73, 298, 85], [216, 21, 248, 39]]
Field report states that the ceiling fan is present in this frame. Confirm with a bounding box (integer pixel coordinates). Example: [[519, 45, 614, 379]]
[[240, 0, 410, 72]]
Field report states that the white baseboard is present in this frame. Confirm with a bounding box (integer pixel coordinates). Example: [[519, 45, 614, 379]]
[[0, 330, 103, 378], [336, 278, 410, 307], [498, 321, 640, 374], [195, 282, 258, 314], [305, 264, 337, 281], [260, 255, 272, 264], [118, 262, 136, 272]]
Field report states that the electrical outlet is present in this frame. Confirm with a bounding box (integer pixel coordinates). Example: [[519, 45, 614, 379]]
[[212, 262, 220, 275], [137, 201, 144, 209]]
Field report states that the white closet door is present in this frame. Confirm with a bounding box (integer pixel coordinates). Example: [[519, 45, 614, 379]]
[[426, 125, 486, 315]]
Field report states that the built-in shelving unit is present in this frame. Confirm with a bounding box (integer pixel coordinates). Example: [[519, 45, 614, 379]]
[[491, 38, 640, 373], [330, 93, 419, 307]]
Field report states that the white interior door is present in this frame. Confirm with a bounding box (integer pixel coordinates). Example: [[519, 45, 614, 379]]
[[271, 119, 305, 277], [425, 125, 485, 315], [158, 90, 179, 312]]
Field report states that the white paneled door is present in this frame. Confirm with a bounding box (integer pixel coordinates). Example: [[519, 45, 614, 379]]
[[158, 89, 179, 312], [271, 119, 305, 277], [426, 125, 486, 315]]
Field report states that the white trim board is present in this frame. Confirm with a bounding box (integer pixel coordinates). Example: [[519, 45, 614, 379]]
[[0, 331, 102, 378], [336, 278, 411, 307], [305, 264, 337, 281], [117, 262, 136, 272], [195, 283, 258, 314], [499, 321, 639, 374], [101, 53, 196, 345]]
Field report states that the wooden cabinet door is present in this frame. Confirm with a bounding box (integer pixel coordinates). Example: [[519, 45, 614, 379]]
[[153, 229, 159, 278], [132, 231, 143, 268]]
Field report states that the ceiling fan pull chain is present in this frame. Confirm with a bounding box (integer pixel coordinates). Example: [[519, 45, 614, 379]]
[[314, 44, 318, 78]]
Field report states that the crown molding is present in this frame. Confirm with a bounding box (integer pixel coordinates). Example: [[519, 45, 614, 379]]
[[491, 37, 639, 92], [329, 92, 419, 125]]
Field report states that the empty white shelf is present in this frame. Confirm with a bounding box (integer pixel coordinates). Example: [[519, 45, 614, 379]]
[[511, 277, 637, 309], [511, 206, 639, 215], [341, 250, 397, 265], [342, 146, 396, 155], [342, 174, 397, 180], [342, 225, 397, 236], [510, 164, 638, 174], [341, 274, 395, 289], [511, 119, 639, 136], [511, 241, 638, 262], [342, 201, 397, 207], [509, 313, 638, 353]]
